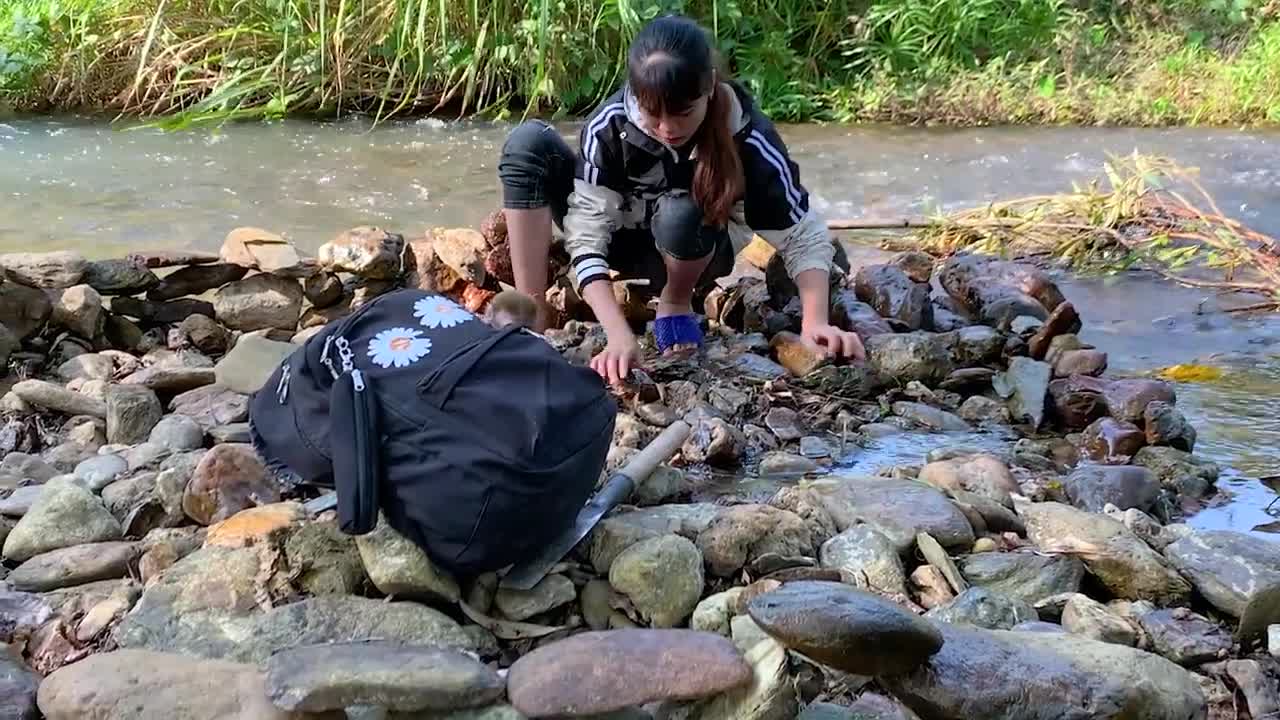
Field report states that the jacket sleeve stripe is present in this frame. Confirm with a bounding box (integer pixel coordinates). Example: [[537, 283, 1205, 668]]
[[582, 102, 625, 173], [745, 130, 804, 225], [573, 258, 611, 283]]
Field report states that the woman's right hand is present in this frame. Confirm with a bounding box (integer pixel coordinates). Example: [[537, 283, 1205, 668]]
[[591, 331, 642, 385]]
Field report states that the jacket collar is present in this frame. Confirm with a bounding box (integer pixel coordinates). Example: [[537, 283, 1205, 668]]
[[621, 82, 749, 159]]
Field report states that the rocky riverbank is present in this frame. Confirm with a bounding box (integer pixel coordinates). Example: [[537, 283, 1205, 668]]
[[1, 217, 1279, 720]]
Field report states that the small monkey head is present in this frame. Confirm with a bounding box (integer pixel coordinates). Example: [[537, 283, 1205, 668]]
[[485, 290, 539, 330]]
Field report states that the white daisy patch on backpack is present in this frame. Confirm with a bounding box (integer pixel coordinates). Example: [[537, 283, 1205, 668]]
[[368, 327, 432, 368], [414, 295, 473, 329]]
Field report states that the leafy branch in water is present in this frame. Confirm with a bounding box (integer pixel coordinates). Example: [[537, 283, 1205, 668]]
[[910, 152, 1280, 307]]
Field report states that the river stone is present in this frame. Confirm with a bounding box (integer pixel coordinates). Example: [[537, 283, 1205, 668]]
[[1, 281, 53, 343], [1136, 609, 1232, 665], [102, 472, 157, 519], [882, 624, 1207, 720], [1020, 501, 1191, 605], [1163, 529, 1280, 641], [958, 551, 1085, 605], [926, 587, 1035, 630], [220, 227, 304, 273], [0, 485, 43, 517], [758, 451, 819, 478], [104, 385, 163, 446], [692, 588, 747, 637], [918, 454, 1018, 507], [865, 332, 953, 386], [819, 526, 907, 596], [695, 505, 816, 578], [1054, 349, 1108, 378], [1101, 378, 1177, 424], [266, 641, 503, 713], [998, 357, 1051, 429], [284, 521, 367, 596], [891, 402, 969, 432], [1081, 417, 1146, 461], [1061, 594, 1137, 646], [0, 453, 57, 484], [493, 574, 576, 621], [1063, 465, 1159, 513], [84, 258, 160, 295], [958, 396, 1011, 425], [854, 264, 930, 330], [1143, 401, 1196, 452], [1, 251, 87, 288], [57, 353, 114, 382], [356, 518, 460, 604], [176, 314, 231, 356], [7, 541, 140, 592], [588, 504, 721, 575], [948, 325, 1005, 367], [111, 296, 216, 325], [2, 478, 122, 562], [120, 365, 217, 394], [764, 407, 803, 441], [1, 648, 39, 720], [771, 331, 830, 377], [689, 615, 796, 720], [507, 629, 751, 717], [169, 384, 249, 430], [747, 581, 942, 675], [115, 593, 474, 667], [147, 263, 247, 301], [35, 649, 321, 720], [147, 414, 204, 451], [215, 334, 295, 395], [183, 443, 279, 525], [213, 273, 304, 332], [948, 490, 1024, 535], [1225, 660, 1280, 720], [610, 535, 704, 628], [12, 379, 107, 418], [811, 476, 975, 554], [1047, 376, 1108, 430]]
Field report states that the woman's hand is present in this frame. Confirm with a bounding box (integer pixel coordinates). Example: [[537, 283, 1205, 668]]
[[801, 322, 866, 361], [591, 331, 643, 385]]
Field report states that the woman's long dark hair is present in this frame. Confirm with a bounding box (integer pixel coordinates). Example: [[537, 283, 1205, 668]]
[[628, 16, 744, 228]]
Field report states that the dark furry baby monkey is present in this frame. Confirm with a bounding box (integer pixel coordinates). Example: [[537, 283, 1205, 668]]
[[484, 290, 540, 330]]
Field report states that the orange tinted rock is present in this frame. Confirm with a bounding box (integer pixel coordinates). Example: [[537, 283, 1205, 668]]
[[205, 502, 306, 548]]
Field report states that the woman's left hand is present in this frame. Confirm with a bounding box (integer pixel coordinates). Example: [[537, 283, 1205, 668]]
[[801, 323, 866, 361]]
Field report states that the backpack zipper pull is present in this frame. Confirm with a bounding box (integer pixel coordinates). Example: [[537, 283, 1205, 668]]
[[320, 336, 340, 380], [276, 363, 291, 403], [352, 369, 366, 392]]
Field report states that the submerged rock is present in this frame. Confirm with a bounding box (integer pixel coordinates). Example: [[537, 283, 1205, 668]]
[[882, 624, 1207, 720]]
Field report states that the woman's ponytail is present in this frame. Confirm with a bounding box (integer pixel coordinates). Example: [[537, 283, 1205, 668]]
[[693, 79, 744, 228]]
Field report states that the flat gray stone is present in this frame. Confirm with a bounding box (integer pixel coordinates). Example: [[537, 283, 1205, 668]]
[[73, 453, 128, 492], [7, 541, 139, 592], [215, 334, 296, 395], [810, 476, 975, 554], [2, 478, 122, 562], [493, 574, 576, 621], [1164, 529, 1280, 642]]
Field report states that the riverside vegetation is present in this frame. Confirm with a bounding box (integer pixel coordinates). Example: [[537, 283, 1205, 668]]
[[1, 186, 1279, 719], [1, 0, 1279, 127]]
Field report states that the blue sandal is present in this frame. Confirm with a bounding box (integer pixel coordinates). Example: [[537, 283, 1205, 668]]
[[654, 314, 704, 354]]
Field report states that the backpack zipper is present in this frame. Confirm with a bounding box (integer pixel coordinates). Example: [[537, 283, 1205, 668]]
[[276, 363, 291, 404]]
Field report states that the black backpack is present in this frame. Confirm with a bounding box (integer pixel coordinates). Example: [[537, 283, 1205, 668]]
[[248, 288, 617, 576]]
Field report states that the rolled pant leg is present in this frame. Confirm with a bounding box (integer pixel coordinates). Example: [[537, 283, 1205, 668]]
[[497, 120, 576, 228]]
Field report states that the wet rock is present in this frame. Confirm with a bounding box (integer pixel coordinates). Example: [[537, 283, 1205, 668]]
[[3, 478, 122, 562], [266, 641, 502, 713], [493, 574, 576, 621], [926, 587, 1036, 630], [682, 417, 742, 468], [610, 535, 704, 627], [855, 264, 930, 330], [319, 227, 407, 280], [84, 257, 160, 295], [214, 273, 304, 332], [633, 464, 688, 506], [183, 443, 279, 525], [1061, 594, 1137, 646], [112, 296, 217, 324], [764, 408, 803, 442], [950, 326, 1005, 367], [1225, 660, 1280, 720], [284, 521, 367, 596], [103, 385, 163, 446], [770, 331, 828, 377], [731, 353, 790, 382], [891, 402, 969, 432], [758, 452, 818, 478], [959, 551, 1085, 605], [11, 379, 106, 418], [747, 581, 943, 676], [356, 517, 460, 604], [1100, 378, 1177, 424], [0, 485, 43, 517], [506, 629, 752, 717], [72, 454, 127, 491], [205, 502, 304, 548], [696, 505, 817, 578], [890, 250, 935, 284], [1163, 529, 1280, 641], [866, 332, 953, 386], [1144, 401, 1196, 452], [997, 357, 1051, 429], [51, 284, 105, 339], [0, 250, 87, 288], [937, 255, 1059, 328], [215, 334, 295, 394], [115, 593, 475, 666], [147, 263, 247, 301], [819, 526, 907, 595], [960, 396, 1012, 426], [177, 314, 232, 356], [1048, 376, 1109, 430], [829, 290, 895, 338], [170, 384, 250, 430], [1131, 447, 1219, 499], [1136, 609, 1232, 665], [427, 228, 489, 285], [918, 454, 1018, 506], [812, 477, 975, 554], [1081, 417, 1145, 462], [588, 504, 720, 575], [882, 623, 1206, 720], [1054, 349, 1108, 378], [1063, 465, 1159, 513], [1, 648, 40, 719], [1027, 301, 1081, 359], [1020, 501, 1191, 604], [7, 541, 139, 592]]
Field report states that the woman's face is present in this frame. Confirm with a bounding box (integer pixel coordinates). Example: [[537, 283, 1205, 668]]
[[637, 92, 710, 148]]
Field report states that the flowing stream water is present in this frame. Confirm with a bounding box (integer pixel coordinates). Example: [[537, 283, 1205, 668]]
[[2, 115, 1278, 539]]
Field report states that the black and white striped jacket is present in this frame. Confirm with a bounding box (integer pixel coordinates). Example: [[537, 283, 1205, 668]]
[[563, 81, 835, 292]]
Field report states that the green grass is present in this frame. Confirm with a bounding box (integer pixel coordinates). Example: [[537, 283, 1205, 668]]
[[1, 0, 1279, 126]]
